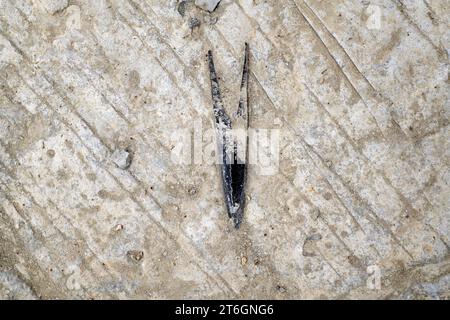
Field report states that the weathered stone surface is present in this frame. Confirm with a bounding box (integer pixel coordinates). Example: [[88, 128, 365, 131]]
[[0, 0, 448, 299]]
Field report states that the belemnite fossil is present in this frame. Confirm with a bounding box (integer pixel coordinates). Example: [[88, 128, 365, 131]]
[[207, 43, 249, 228]]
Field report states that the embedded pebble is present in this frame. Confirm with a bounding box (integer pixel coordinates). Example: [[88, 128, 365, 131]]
[[111, 149, 132, 169], [177, 1, 187, 17], [189, 17, 201, 30], [127, 250, 144, 262], [195, 0, 221, 12]]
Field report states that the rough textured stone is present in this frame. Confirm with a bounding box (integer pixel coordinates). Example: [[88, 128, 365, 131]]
[[0, 0, 448, 299]]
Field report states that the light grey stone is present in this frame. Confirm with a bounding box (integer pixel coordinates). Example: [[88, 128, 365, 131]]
[[111, 149, 132, 169], [195, 0, 221, 12]]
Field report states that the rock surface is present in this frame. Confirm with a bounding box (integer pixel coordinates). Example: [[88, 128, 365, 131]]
[[0, 0, 448, 299]]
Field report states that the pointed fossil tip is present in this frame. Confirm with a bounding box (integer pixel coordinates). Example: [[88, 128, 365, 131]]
[[233, 217, 241, 229], [243, 43, 249, 60], [207, 50, 214, 63], [231, 207, 244, 229]]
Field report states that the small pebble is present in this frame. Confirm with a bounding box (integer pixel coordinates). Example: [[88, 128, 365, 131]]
[[189, 17, 201, 30], [46, 149, 56, 158], [114, 224, 124, 231], [276, 285, 287, 293], [127, 250, 144, 262], [188, 186, 198, 195], [195, 0, 221, 12], [177, 0, 187, 17], [111, 149, 132, 169]]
